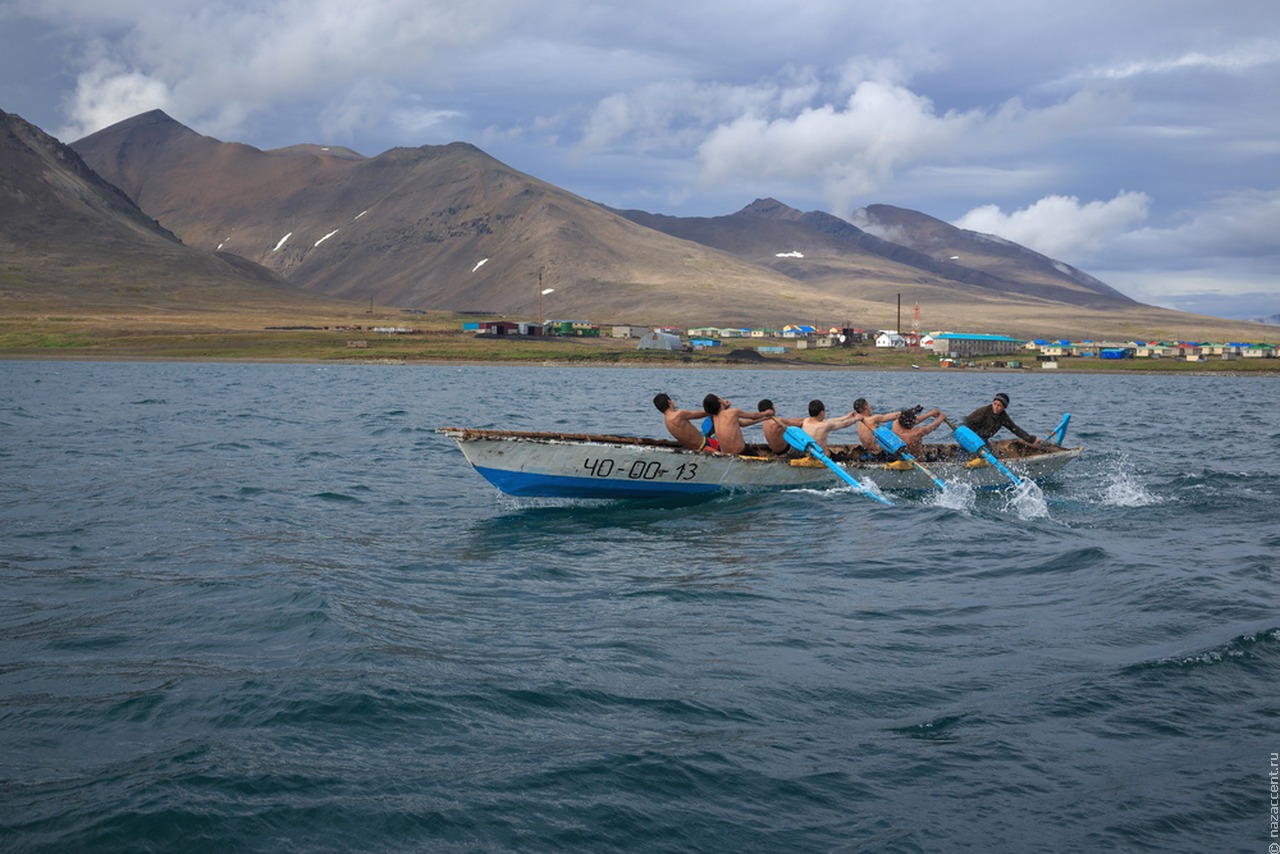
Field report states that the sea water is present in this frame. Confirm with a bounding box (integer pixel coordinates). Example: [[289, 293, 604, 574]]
[[2, 361, 1277, 853]]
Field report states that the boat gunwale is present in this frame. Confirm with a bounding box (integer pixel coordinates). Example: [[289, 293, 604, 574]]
[[436, 427, 1081, 466]]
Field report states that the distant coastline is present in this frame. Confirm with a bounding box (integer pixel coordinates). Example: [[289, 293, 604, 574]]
[[3, 351, 1276, 376], [3, 308, 1276, 374]]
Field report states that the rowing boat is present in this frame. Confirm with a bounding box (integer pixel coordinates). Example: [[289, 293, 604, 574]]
[[438, 427, 1083, 499]]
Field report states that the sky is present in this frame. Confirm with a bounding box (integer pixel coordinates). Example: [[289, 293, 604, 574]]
[[2, 0, 1278, 320]]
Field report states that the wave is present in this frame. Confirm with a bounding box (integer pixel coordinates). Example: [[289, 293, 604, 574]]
[[1133, 627, 1280, 672]]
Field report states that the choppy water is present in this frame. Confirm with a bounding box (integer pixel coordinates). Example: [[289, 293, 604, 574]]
[[2, 361, 1277, 853]]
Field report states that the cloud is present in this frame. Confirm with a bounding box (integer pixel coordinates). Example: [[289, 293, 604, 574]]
[[60, 61, 172, 139], [958, 187, 1280, 318], [1124, 188, 1280, 261], [688, 81, 1132, 215], [694, 80, 981, 213], [577, 71, 823, 154], [1080, 43, 1280, 81], [42, 0, 509, 142], [952, 192, 1151, 261]]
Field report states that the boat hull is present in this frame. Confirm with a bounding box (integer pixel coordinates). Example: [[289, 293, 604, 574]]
[[439, 428, 1083, 499]]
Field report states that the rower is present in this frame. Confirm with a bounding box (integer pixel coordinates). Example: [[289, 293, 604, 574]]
[[961, 392, 1039, 446]]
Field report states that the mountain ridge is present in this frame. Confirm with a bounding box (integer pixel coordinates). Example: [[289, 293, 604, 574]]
[[0, 108, 330, 312]]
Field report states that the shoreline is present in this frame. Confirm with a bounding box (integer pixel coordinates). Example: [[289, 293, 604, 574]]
[[4, 351, 1277, 376]]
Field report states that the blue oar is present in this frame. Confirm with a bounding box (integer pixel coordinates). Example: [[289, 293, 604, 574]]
[[946, 419, 1024, 487], [873, 425, 948, 492], [781, 425, 893, 506], [1044, 413, 1070, 446]]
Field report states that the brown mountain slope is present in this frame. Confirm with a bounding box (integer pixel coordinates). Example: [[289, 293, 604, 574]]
[[0, 108, 327, 313], [73, 112, 835, 325], [849, 204, 1135, 305], [619, 198, 1135, 309]]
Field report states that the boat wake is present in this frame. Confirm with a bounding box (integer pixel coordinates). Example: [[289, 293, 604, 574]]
[[800, 477, 893, 504]]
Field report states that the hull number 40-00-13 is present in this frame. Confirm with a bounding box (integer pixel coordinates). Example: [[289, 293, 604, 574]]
[[582, 458, 699, 481]]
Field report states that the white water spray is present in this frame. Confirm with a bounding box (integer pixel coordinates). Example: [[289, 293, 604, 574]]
[[1005, 478, 1050, 519], [928, 480, 976, 512], [1100, 461, 1161, 506]]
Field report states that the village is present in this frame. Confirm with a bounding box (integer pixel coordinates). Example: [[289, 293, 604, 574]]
[[463, 318, 1278, 364]]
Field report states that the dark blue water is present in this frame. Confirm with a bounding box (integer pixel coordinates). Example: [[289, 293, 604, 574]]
[[2, 361, 1277, 853]]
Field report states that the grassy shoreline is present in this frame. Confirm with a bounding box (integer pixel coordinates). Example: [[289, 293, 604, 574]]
[[2, 310, 1277, 374]]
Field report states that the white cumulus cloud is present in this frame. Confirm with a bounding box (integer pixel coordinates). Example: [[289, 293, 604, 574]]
[[696, 80, 978, 213], [952, 192, 1151, 261], [59, 61, 173, 140]]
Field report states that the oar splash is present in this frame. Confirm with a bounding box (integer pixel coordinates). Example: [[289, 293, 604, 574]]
[[1005, 478, 1050, 519], [944, 417, 1051, 516]]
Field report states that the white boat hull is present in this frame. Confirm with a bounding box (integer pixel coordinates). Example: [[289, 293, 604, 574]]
[[439, 428, 1083, 499]]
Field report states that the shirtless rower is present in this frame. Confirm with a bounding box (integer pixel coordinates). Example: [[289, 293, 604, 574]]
[[891, 406, 946, 456], [758, 398, 804, 457], [852, 397, 902, 459], [653, 392, 718, 452], [702, 394, 773, 455], [801, 399, 865, 453]]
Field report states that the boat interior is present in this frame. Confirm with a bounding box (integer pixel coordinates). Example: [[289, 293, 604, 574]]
[[440, 428, 1067, 463]]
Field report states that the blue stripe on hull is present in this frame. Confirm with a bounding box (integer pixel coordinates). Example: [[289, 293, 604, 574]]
[[474, 465, 722, 498]]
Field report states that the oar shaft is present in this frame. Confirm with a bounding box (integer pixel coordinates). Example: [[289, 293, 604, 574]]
[[874, 423, 947, 492], [781, 424, 893, 505]]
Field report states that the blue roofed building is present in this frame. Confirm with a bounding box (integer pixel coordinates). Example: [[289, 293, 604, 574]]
[[928, 332, 1023, 357]]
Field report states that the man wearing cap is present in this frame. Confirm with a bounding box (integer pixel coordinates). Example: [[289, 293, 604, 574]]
[[962, 393, 1039, 445]]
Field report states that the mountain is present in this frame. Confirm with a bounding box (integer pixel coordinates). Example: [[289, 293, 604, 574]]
[[0, 108, 325, 313], [619, 198, 1135, 310], [72, 111, 829, 326], [1255, 312, 1280, 325], [850, 205, 1136, 306], [69, 110, 1276, 339]]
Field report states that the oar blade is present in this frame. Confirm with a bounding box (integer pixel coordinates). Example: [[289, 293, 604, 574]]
[[953, 424, 988, 455], [873, 424, 905, 454], [782, 426, 817, 455], [951, 422, 1022, 486], [1045, 413, 1070, 446]]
